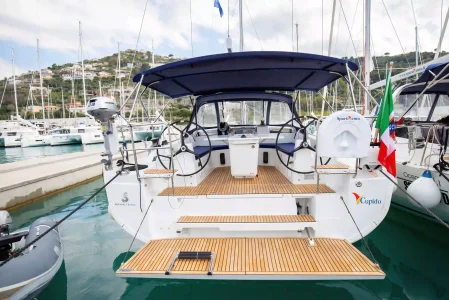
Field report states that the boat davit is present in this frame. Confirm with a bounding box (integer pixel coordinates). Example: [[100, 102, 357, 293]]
[[0, 211, 63, 300]]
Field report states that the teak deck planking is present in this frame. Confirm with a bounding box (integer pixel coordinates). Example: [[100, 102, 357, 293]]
[[117, 237, 384, 277], [177, 215, 316, 223], [158, 166, 335, 196]]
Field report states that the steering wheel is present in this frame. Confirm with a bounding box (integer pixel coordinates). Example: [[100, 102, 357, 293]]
[[275, 116, 324, 174], [156, 121, 212, 177]]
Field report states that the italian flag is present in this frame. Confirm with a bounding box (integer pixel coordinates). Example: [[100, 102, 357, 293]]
[[375, 69, 396, 177]]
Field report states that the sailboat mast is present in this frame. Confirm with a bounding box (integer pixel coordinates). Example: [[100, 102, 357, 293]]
[[37, 39, 45, 123], [79, 21, 87, 114], [11, 48, 19, 118], [415, 26, 419, 79], [435, 6, 449, 59], [152, 41, 156, 113], [118, 42, 122, 108], [47, 86, 51, 119], [239, 0, 243, 51], [363, 0, 371, 116], [320, 0, 337, 116], [72, 67, 76, 124], [61, 87, 65, 120]]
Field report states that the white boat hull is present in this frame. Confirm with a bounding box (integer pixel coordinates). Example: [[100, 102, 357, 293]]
[[50, 134, 82, 146], [21, 135, 52, 147], [2, 135, 22, 148], [81, 133, 104, 145]]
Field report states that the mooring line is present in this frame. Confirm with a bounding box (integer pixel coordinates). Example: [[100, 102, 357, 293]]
[[0, 171, 121, 268]]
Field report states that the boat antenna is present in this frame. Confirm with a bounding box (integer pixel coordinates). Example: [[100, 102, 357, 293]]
[[296, 23, 299, 52], [239, 0, 243, 51], [291, 0, 294, 51], [226, 0, 232, 52]]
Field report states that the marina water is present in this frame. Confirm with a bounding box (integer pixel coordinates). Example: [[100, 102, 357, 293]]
[[0, 144, 104, 164], [8, 176, 449, 299]]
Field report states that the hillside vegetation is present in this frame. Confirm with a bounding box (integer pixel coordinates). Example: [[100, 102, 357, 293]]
[[0, 50, 445, 120]]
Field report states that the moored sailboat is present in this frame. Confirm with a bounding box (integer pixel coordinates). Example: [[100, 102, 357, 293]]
[[89, 51, 394, 280]]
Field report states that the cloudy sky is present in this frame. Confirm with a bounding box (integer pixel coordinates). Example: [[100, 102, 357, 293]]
[[0, 0, 448, 79]]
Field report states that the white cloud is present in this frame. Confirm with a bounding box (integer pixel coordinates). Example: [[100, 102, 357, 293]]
[[0, 0, 448, 70], [0, 57, 26, 79]]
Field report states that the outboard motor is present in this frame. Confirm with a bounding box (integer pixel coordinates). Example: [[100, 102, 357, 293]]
[[0, 210, 12, 261], [87, 97, 120, 170], [0, 210, 12, 236]]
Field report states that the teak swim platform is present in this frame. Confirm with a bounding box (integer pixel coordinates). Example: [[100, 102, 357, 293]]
[[117, 237, 385, 280], [158, 166, 335, 196]]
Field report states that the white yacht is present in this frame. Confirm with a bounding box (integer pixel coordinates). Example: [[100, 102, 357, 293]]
[[89, 52, 394, 281], [80, 125, 103, 145], [50, 127, 82, 146], [391, 62, 449, 223], [0, 119, 41, 148]]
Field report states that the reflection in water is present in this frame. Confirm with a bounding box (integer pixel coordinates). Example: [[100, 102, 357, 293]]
[[8, 178, 449, 299]]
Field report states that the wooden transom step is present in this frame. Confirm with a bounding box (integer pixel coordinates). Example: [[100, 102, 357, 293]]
[[116, 237, 385, 280], [313, 164, 350, 174], [144, 168, 177, 174], [142, 168, 177, 178], [158, 166, 335, 196], [314, 164, 349, 169], [177, 215, 315, 223]]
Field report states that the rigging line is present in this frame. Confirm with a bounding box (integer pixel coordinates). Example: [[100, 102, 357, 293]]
[[231, 0, 239, 17], [0, 79, 7, 109], [121, 198, 154, 266], [381, 0, 411, 67], [343, 0, 360, 57], [379, 169, 449, 230], [370, 35, 382, 82], [339, 0, 361, 66], [0, 171, 122, 269], [190, 0, 194, 58], [333, 2, 342, 53], [410, 0, 424, 65], [244, 0, 263, 50], [126, 0, 149, 87], [339, 196, 379, 266]]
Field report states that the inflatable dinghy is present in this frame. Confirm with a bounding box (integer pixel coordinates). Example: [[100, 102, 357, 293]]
[[0, 211, 63, 300]]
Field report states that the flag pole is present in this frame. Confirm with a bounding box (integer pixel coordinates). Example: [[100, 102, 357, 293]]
[[374, 61, 394, 142]]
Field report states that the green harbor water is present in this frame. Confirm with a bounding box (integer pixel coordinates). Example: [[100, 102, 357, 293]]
[[0, 144, 104, 164], [8, 177, 449, 300]]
